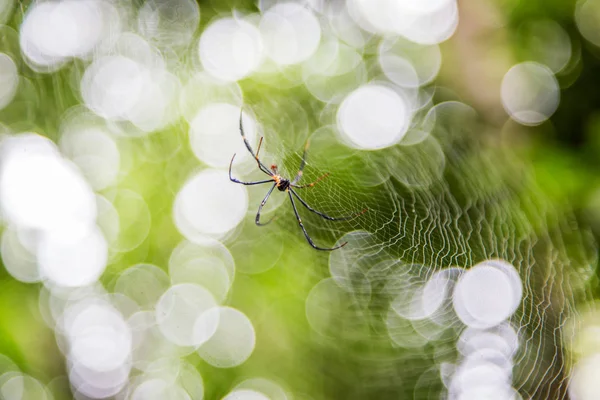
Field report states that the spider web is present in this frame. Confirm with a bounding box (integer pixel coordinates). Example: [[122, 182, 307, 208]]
[[236, 100, 597, 399]]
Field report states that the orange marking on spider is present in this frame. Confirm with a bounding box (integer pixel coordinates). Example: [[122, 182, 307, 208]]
[[294, 172, 330, 189]]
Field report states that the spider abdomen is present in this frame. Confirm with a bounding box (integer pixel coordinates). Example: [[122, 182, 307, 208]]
[[277, 179, 290, 191]]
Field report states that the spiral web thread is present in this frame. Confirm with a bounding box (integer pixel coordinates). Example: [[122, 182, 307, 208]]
[[242, 101, 597, 399]]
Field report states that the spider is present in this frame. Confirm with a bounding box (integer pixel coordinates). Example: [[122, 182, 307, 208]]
[[229, 112, 365, 251]]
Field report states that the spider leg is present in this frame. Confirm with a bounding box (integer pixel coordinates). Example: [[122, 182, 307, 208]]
[[229, 154, 275, 186], [256, 136, 263, 158], [291, 139, 310, 184], [289, 189, 366, 221], [292, 172, 331, 188], [255, 183, 278, 226], [239, 110, 273, 176], [287, 190, 347, 251]]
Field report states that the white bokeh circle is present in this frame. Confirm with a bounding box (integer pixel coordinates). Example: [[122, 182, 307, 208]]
[[174, 169, 249, 241]]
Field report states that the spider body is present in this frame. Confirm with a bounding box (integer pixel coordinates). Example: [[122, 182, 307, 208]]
[[275, 177, 290, 191], [229, 111, 365, 251]]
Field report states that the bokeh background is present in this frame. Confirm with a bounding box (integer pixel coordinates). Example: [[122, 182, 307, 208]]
[[0, 0, 600, 399]]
